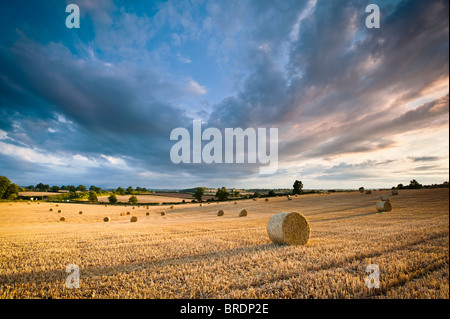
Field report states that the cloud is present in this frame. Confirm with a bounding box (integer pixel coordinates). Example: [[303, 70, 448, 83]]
[[176, 53, 192, 64], [186, 80, 207, 95], [0, 0, 448, 188], [408, 156, 441, 162]]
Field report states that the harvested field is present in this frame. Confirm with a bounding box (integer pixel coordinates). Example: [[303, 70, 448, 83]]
[[0, 189, 448, 299]]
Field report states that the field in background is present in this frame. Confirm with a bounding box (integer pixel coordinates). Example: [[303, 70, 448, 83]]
[[0, 189, 448, 299], [97, 194, 187, 204]]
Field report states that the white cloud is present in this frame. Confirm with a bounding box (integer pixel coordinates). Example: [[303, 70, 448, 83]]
[[176, 53, 192, 64], [186, 79, 207, 95], [101, 154, 127, 166], [0, 129, 8, 140]]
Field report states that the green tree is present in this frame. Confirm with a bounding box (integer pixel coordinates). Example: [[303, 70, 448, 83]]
[[5, 183, 20, 200], [51, 185, 60, 192], [408, 179, 422, 189], [89, 185, 101, 193], [215, 187, 230, 201], [128, 195, 138, 205], [77, 185, 87, 192], [68, 185, 77, 193], [116, 187, 125, 195], [397, 184, 404, 190], [0, 176, 12, 199], [88, 191, 98, 202], [126, 186, 134, 195], [193, 187, 205, 202], [108, 193, 118, 204], [293, 180, 303, 195], [268, 190, 275, 197]]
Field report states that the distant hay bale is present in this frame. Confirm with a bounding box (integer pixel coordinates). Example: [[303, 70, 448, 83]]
[[146, 206, 149, 209], [200, 203, 203, 207], [380, 195, 390, 202], [58, 210, 62, 213], [170, 205, 174, 209], [132, 207, 135, 209], [239, 209, 247, 217], [217, 209, 224, 216], [120, 212, 125, 216], [267, 212, 310, 245], [103, 216, 111, 222], [126, 212, 130, 215], [265, 198, 269, 202], [366, 190, 372, 194], [287, 196, 292, 201], [59, 217, 65, 222], [376, 201, 392, 212], [392, 189, 399, 195], [49, 208, 53, 212], [105, 205, 108, 207], [79, 211, 83, 215], [130, 216, 138, 222], [253, 198, 258, 201], [161, 211, 166, 216], [234, 201, 237, 204], [55, 204, 59, 207], [146, 212, 150, 216]]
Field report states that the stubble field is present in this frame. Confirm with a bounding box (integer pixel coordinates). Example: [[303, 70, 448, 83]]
[[0, 188, 448, 299]]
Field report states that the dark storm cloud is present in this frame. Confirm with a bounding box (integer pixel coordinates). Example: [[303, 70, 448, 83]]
[[408, 156, 441, 162], [0, 0, 448, 187]]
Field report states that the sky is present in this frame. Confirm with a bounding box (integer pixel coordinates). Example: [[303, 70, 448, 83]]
[[0, 0, 448, 190]]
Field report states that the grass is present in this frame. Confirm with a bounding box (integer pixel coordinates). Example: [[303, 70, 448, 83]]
[[0, 188, 448, 299]]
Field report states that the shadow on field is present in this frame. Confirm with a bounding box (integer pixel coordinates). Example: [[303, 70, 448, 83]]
[[309, 211, 381, 223], [0, 243, 281, 288]]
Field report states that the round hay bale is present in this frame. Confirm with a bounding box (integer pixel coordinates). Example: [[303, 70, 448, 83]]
[[103, 216, 111, 222], [267, 212, 310, 245], [58, 210, 62, 213], [49, 208, 53, 212], [252, 198, 258, 201], [105, 205, 108, 207], [217, 209, 224, 216], [132, 207, 135, 209], [55, 204, 59, 207], [239, 209, 247, 217], [120, 212, 125, 216], [170, 205, 174, 209], [161, 211, 166, 216], [130, 216, 138, 222], [126, 212, 130, 215], [234, 201, 237, 204], [79, 211, 83, 215], [146, 206, 149, 209], [287, 196, 292, 201], [380, 195, 390, 202], [376, 201, 392, 212], [146, 212, 150, 216], [392, 189, 399, 195], [265, 198, 269, 202], [59, 217, 65, 222], [200, 203, 203, 207], [366, 190, 372, 194]]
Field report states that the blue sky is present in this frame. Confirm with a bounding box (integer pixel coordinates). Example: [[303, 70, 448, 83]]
[[0, 0, 448, 189]]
